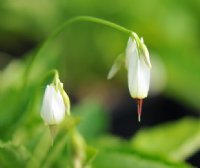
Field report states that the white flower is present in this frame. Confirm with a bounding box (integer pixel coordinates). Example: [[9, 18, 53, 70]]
[[107, 34, 151, 121], [126, 37, 151, 99], [40, 85, 65, 125]]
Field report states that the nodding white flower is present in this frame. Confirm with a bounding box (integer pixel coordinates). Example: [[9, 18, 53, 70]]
[[126, 37, 151, 99], [108, 33, 151, 122], [40, 84, 69, 125], [126, 36, 151, 121]]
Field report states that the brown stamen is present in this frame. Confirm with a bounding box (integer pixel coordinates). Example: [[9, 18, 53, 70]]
[[136, 99, 143, 122]]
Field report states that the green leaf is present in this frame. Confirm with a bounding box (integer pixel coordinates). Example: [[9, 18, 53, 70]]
[[42, 133, 69, 168], [92, 151, 191, 168], [91, 136, 192, 168], [73, 100, 109, 140], [26, 129, 52, 168], [39, 117, 97, 168], [84, 146, 98, 167], [131, 118, 200, 161], [0, 141, 30, 168]]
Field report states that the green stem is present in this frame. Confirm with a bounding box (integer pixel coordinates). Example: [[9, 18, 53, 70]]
[[39, 69, 59, 86], [23, 16, 133, 85]]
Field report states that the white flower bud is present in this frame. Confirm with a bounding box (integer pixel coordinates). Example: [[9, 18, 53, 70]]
[[40, 85, 65, 125]]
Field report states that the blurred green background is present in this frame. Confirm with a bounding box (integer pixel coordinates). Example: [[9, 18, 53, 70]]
[[0, 0, 200, 167]]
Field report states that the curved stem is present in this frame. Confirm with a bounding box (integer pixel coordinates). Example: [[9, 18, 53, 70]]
[[38, 69, 59, 87], [66, 16, 133, 34], [23, 16, 133, 85]]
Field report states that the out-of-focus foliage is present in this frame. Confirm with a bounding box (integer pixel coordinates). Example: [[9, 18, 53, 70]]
[[73, 101, 110, 141], [0, 0, 200, 167], [131, 118, 200, 161], [0, 99, 198, 167], [1, 0, 200, 109]]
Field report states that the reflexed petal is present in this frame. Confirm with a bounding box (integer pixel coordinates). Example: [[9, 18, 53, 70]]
[[107, 53, 124, 79]]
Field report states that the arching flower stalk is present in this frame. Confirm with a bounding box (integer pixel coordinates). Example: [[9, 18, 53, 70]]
[[108, 32, 151, 122]]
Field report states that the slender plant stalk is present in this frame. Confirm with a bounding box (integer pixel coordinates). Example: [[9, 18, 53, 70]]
[[23, 16, 133, 85], [24, 16, 134, 167]]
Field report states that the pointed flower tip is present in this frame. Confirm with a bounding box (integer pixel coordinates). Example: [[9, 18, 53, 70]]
[[136, 99, 143, 123], [138, 115, 141, 122]]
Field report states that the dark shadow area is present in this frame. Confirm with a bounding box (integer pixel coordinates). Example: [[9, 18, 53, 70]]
[[0, 32, 37, 58], [110, 94, 199, 167]]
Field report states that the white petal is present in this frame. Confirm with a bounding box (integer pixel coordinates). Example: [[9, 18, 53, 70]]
[[125, 37, 135, 68], [57, 82, 70, 115], [140, 37, 152, 68], [107, 53, 124, 79], [126, 38, 150, 99], [41, 85, 65, 125], [62, 90, 71, 116]]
